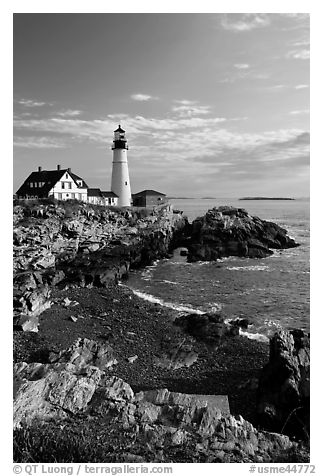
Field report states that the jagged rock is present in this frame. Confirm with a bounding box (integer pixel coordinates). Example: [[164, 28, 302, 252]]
[[13, 362, 102, 428], [13, 338, 300, 462], [31, 249, 55, 269], [188, 206, 299, 262], [226, 317, 250, 335], [174, 312, 225, 347], [14, 285, 51, 317], [48, 337, 118, 370], [14, 272, 38, 292], [13, 202, 188, 290], [257, 329, 310, 438], [153, 336, 198, 370], [13, 314, 39, 333]]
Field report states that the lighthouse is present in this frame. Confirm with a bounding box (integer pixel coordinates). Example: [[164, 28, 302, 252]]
[[111, 125, 132, 207]]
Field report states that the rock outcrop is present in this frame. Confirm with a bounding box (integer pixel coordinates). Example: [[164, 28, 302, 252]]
[[187, 206, 299, 262], [257, 329, 310, 439], [174, 312, 225, 348], [13, 202, 188, 329], [14, 338, 300, 463]]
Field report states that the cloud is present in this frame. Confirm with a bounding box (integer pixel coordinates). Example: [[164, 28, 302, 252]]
[[295, 84, 309, 89], [219, 70, 269, 84], [220, 14, 270, 32], [174, 100, 197, 106], [172, 104, 211, 118], [286, 49, 310, 60], [13, 136, 66, 149], [55, 109, 83, 117], [130, 94, 158, 101], [234, 63, 250, 70], [18, 99, 53, 107], [289, 109, 310, 115]]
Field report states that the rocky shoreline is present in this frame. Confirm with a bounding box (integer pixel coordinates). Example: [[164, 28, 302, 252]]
[[13, 200, 309, 463]]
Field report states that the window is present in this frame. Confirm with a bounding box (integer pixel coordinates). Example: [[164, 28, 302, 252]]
[[68, 182, 72, 189], [65, 173, 68, 179], [71, 193, 75, 199], [125, 181, 128, 185], [61, 182, 65, 189], [30, 183, 33, 188], [58, 193, 62, 200], [78, 180, 83, 187]]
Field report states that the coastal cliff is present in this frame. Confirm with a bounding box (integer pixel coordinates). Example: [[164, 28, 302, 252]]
[[13, 200, 309, 463]]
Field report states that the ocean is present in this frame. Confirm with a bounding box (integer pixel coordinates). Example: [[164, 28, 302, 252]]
[[126, 198, 310, 342]]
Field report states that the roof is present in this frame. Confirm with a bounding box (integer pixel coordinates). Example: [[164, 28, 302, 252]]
[[88, 189, 119, 198], [132, 189, 166, 197], [87, 188, 102, 197], [101, 191, 118, 198], [114, 125, 125, 133], [69, 171, 89, 188], [16, 169, 88, 197]]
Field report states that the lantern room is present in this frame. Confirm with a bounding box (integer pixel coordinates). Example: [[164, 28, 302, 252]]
[[112, 125, 128, 149]]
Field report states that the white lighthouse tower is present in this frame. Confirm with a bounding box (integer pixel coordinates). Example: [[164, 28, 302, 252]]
[[111, 125, 132, 207]]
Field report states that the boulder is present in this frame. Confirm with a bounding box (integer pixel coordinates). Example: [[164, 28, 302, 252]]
[[153, 335, 198, 370], [49, 337, 118, 371], [188, 206, 299, 262], [174, 312, 225, 347], [257, 329, 310, 439], [14, 285, 51, 317], [13, 314, 39, 333], [13, 362, 102, 428]]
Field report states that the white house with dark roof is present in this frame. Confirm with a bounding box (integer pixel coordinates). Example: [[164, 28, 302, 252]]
[[16, 165, 88, 202], [16, 165, 119, 206]]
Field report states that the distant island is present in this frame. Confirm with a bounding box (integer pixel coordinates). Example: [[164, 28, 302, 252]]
[[201, 197, 217, 200], [168, 197, 195, 200], [239, 197, 295, 201]]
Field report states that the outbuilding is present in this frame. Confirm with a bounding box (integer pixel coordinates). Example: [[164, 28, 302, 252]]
[[132, 189, 167, 207]]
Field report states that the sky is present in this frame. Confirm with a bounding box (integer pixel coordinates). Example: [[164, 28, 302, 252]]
[[13, 13, 310, 197]]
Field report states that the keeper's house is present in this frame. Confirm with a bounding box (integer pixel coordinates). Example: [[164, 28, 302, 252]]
[[132, 189, 167, 207], [16, 165, 88, 202], [16, 165, 119, 206]]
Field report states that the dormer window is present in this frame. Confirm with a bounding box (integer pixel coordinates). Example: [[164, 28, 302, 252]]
[[30, 183, 33, 188], [65, 173, 68, 179]]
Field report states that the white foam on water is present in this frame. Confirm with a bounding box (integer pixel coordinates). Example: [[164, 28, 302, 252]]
[[226, 265, 270, 272], [162, 280, 179, 285], [209, 303, 222, 312], [130, 288, 205, 314], [239, 329, 269, 343]]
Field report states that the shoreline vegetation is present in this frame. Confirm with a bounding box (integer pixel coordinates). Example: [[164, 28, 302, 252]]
[[13, 199, 309, 463]]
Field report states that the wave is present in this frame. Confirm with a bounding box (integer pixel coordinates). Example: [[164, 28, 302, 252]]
[[130, 289, 205, 314], [161, 279, 179, 285], [226, 265, 270, 272], [239, 329, 269, 343]]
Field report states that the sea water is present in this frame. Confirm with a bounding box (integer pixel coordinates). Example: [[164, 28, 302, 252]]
[[127, 198, 310, 341]]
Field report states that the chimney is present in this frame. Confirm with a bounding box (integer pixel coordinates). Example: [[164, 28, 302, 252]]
[[68, 168, 71, 173], [57, 164, 61, 171], [38, 166, 42, 172]]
